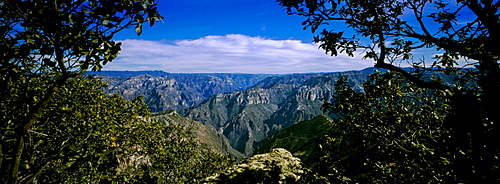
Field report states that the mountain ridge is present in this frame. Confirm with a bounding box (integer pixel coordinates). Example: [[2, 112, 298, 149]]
[[94, 67, 458, 156], [90, 72, 275, 112], [181, 71, 369, 155]]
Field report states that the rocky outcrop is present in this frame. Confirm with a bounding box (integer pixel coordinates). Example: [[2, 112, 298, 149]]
[[204, 148, 305, 183]]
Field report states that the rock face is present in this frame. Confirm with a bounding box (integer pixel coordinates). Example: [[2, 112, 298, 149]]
[[204, 148, 305, 183], [93, 72, 273, 112], [180, 83, 296, 155], [263, 72, 366, 131], [182, 71, 368, 155], [105, 75, 206, 112]]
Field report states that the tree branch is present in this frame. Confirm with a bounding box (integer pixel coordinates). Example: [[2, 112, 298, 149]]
[[371, 11, 450, 91], [20, 138, 70, 184], [410, 1, 433, 38], [374, 62, 451, 90], [466, 0, 500, 39]]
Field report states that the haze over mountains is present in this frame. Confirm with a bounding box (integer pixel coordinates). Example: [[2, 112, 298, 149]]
[[91, 68, 450, 158], [91, 71, 273, 112]]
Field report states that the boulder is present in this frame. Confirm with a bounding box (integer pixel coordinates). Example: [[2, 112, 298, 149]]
[[204, 148, 305, 183]]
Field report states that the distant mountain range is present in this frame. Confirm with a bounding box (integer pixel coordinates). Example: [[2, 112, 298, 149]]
[[91, 68, 457, 157], [89, 71, 274, 112], [180, 71, 368, 155]]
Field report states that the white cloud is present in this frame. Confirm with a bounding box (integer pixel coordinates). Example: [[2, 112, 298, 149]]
[[104, 34, 373, 74]]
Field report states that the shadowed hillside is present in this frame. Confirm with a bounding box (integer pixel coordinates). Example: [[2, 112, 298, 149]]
[[254, 114, 334, 164]]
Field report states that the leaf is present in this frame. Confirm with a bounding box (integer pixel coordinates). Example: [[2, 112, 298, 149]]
[[135, 23, 142, 36]]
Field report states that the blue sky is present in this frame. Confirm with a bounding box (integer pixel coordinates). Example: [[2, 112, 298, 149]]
[[104, 0, 472, 74], [114, 0, 315, 42], [104, 0, 373, 74]]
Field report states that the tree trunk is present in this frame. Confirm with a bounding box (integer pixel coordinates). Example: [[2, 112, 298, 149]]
[[7, 74, 69, 184]]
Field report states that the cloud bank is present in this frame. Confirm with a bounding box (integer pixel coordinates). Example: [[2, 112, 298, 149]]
[[105, 34, 373, 74]]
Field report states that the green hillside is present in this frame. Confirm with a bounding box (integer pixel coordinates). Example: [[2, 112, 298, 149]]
[[254, 114, 334, 164], [152, 110, 245, 159]]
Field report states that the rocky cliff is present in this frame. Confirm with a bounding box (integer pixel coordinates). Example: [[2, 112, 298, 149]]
[[104, 75, 205, 112], [181, 83, 296, 155], [181, 71, 369, 155], [93, 72, 273, 112]]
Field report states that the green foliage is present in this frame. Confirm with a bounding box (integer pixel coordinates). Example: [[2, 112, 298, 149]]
[[255, 114, 334, 164], [0, 0, 162, 183], [277, 0, 500, 126], [1, 76, 233, 183], [279, 1, 500, 182], [277, 0, 499, 69], [1, 0, 162, 76], [30, 76, 152, 183], [318, 71, 453, 183], [0, 1, 234, 183], [141, 114, 235, 183], [314, 71, 500, 183]]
